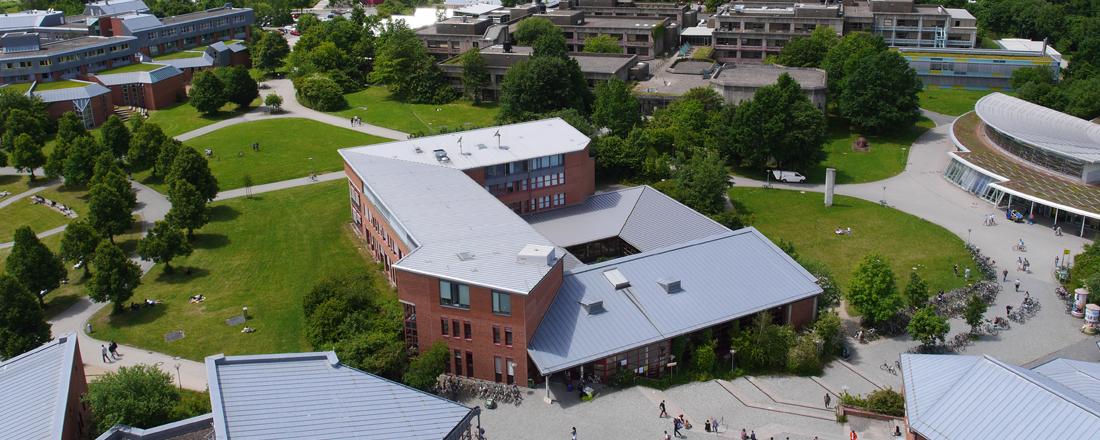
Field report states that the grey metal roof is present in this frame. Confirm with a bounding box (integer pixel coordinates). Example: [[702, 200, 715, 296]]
[[206, 352, 474, 440], [527, 228, 821, 374], [526, 185, 729, 251], [339, 152, 561, 294], [1032, 358, 1100, 407], [207, 41, 228, 52], [118, 13, 163, 32], [33, 81, 111, 102], [227, 42, 247, 53], [93, 64, 182, 85], [975, 92, 1100, 163], [156, 54, 213, 69], [0, 10, 64, 31], [84, 0, 149, 16], [95, 413, 214, 440], [901, 354, 1100, 440], [0, 334, 80, 440]]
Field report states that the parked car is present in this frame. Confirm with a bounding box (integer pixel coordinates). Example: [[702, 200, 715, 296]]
[[771, 170, 806, 183], [290, 29, 301, 36]]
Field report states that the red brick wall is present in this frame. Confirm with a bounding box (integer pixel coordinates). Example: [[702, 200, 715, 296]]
[[60, 341, 90, 440], [146, 74, 185, 109], [44, 93, 111, 127], [787, 296, 817, 330], [344, 164, 412, 284], [483, 147, 596, 214], [230, 50, 251, 68]]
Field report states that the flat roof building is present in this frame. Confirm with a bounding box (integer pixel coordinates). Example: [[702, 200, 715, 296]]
[[711, 2, 843, 62], [0, 335, 91, 440], [898, 47, 1059, 89], [634, 61, 826, 113], [0, 34, 138, 84]]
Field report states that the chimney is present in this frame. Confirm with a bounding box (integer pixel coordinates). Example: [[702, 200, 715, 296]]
[[579, 297, 605, 315]]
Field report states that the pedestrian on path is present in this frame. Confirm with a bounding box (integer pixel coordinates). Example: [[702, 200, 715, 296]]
[[1003, 269, 1009, 281], [740, 428, 747, 439], [659, 400, 668, 418], [1015, 279, 1021, 292], [750, 431, 757, 440], [663, 431, 671, 440], [101, 345, 110, 363], [1056, 255, 1061, 268], [964, 267, 971, 280], [850, 429, 858, 440], [673, 418, 682, 438], [571, 426, 576, 440], [824, 393, 831, 408], [108, 341, 119, 359]]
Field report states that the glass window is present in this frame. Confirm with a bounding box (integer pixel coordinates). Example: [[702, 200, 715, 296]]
[[493, 326, 501, 344], [452, 320, 460, 338], [463, 321, 472, 339], [466, 351, 474, 377], [505, 328, 513, 346], [454, 350, 463, 376], [439, 280, 470, 308], [492, 291, 512, 315], [495, 356, 503, 382], [441, 318, 449, 336], [506, 358, 515, 384]]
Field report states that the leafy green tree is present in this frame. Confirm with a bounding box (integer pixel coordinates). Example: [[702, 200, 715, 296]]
[[532, 31, 569, 59], [303, 273, 406, 379], [499, 56, 592, 122], [693, 338, 718, 375], [165, 180, 210, 239], [403, 341, 449, 391], [908, 306, 949, 347], [591, 135, 643, 179], [1062, 76, 1100, 120], [837, 50, 922, 133], [218, 66, 259, 109], [60, 219, 101, 277], [672, 149, 729, 215], [2, 107, 49, 151], [583, 34, 623, 54], [127, 123, 166, 173], [775, 26, 838, 68], [0, 274, 51, 359], [649, 87, 724, 154], [722, 73, 826, 171], [155, 139, 182, 179], [813, 311, 843, 355], [87, 240, 141, 313], [732, 312, 794, 372], [85, 365, 179, 433], [800, 259, 840, 313], [369, 23, 453, 104], [822, 32, 887, 96], [963, 294, 988, 333], [264, 93, 284, 112], [592, 78, 640, 137], [847, 254, 903, 325], [138, 221, 192, 272], [1011, 65, 1057, 89], [251, 30, 291, 74], [56, 111, 87, 145], [11, 133, 45, 181], [5, 226, 67, 307], [296, 74, 347, 111], [99, 115, 131, 159], [87, 167, 135, 241], [189, 71, 227, 115], [513, 17, 559, 45], [61, 136, 106, 187], [460, 49, 489, 104], [167, 147, 219, 202], [904, 271, 929, 309], [787, 334, 822, 375]]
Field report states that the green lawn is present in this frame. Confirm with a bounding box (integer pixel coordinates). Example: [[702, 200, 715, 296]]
[[0, 174, 52, 196], [731, 187, 976, 294], [144, 100, 254, 138], [332, 87, 499, 135], [802, 116, 935, 184], [141, 118, 388, 191], [97, 63, 165, 75], [153, 51, 204, 61], [90, 181, 375, 360], [0, 199, 72, 243], [919, 87, 1002, 117], [34, 80, 90, 91], [2, 82, 33, 93]]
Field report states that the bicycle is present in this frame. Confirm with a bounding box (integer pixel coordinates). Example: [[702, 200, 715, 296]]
[[881, 361, 897, 375], [1012, 243, 1027, 252]]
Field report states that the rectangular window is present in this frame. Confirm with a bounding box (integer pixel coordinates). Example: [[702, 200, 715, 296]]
[[439, 280, 470, 308], [466, 351, 474, 377], [506, 358, 516, 384], [444, 352, 451, 374], [495, 356, 503, 382], [493, 326, 501, 344], [492, 291, 512, 315], [441, 318, 449, 336], [463, 321, 472, 340], [505, 328, 513, 347], [451, 320, 460, 338], [454, 350, 463, 376]]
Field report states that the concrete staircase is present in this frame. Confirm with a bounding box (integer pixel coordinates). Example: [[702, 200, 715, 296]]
[[715, 378, 836, 422], [112, 106, 134, 122]]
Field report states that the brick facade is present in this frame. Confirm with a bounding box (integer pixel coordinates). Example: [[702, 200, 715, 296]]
[[61, 343, 91, 440], [44, 91, 112, 127]]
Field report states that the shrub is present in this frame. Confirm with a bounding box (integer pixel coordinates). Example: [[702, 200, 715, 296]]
[[295, 74, 347, 111], [403, 341, 449, 391], [732, 312, 794, 372], [610, 368, 635, 388], [813, 311, 842, 356], [693, 340, 717, 377], [865, 388, 905, 417], [692, 46, 714, 61], [85, 365, 179, 433], [787, 334, 822, 375]]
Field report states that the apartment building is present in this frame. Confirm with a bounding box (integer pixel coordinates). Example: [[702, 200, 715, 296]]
[[0, 9, 86, 41], [91, 7, 254, 57], [710, 2, 843, 62], [418, 15, 510, 59], [0, 33, 137, 84], [844, 0, 976, 48], [566, 0, 699, 29], [899, 47, 1059, 89], [535, 10, 674, 59]]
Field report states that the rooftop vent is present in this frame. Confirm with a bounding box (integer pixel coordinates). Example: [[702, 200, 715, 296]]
[[433, 149, 450, 163], [579, 298, 605, 315], [603, 269, 630, 290], [517, 244, 555, 267], [476, 143, 488, 150], [656, 278, 681, 294], [456, 251, 475, 261], [414, 146, 423, 154]]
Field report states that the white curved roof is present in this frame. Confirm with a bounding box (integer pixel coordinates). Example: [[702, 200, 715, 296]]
[[975, 92, 1100, 163]]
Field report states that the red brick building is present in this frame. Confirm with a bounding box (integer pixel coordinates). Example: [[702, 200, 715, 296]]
[[88, 64, 185, 109], [340, 118, 821, 391], [0, 335, 91, 440], [31, 81, 114, 128]]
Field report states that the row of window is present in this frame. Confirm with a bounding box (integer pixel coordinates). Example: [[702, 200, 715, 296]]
[[529, 193, 566, 211], [484, 154, 566, 178], [530, 172, 565, 189], [440, 318, 514, 346], [439, 280, 512, 315], [448, 350, 520, 383]]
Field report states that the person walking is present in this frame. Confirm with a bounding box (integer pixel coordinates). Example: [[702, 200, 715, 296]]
[[108, 341, 119, 359], [673, 418, 682, 438], [1014, 278, 1021, 292], [1003, 269, 1009, 282], [663, 431, 671, 440], [659, 400, 668, 418], [571, 427, 577, 440], [101, 345, 111, 363], [850, 429, 858, 440], [824, 393, 831, 408], [750, 431, 757, 440], [740, 428, 748, 440]]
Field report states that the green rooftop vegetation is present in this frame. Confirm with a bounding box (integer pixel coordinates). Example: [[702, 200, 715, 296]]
[[97, 63, 165, 75], [153, 50, 204, 61], [919, 87, 1004, 116], [2, 82, 33, 93], [33, 80, 90, 91]]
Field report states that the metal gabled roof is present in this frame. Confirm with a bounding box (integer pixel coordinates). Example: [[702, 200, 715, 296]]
[[117, 13, 162, 32], [902, 354, 1100, 440], [0, 334, 80, 440], [155, 54, 213, 69], [32, 81, 111, 102], [1032, 358, 1100, 407], [975, 92, 1100, 164], [84, 0, 150, 16], [527, 228, 821, 375], [206, 352, 474, 440], [94, 64, 181, 85]]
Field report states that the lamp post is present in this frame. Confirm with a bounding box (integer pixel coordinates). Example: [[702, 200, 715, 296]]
[[174, 360, 182, 390], [967, 228, 972, 245], [729, 349, 736, 372]]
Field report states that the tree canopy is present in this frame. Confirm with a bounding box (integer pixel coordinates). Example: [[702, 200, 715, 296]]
[[251, 29, 291, 74], [138, 220, 193, 271], [460, 49, 489, 104], [87, 240, 142, 313], [85, 364, 180, 434], [167, 147, 219, 202], [218, 66, 259, 109], [837, 50, 922, 133], [721, 73, 826, 171], [847, 254, 903, 325], [189, 71, 227, 115], [0, 274, 51, 359], [166, 180, 210, 239], [583, 34, 624, 54], [908, 306, 950, 347], [127, 122, 167, 174], [60, 219, 101, 277], [369, 22, 453, 104], [5, 226, 67, 307], [513, 17, 560, 45], [775, 26, 838, 68], [303, 273, 406, 379], [99, 115, 131, 159], [904, 271, 930, 309], [498, 55, 591, 122], [592, 78, 640, 137], [11, 133, 46, 180]]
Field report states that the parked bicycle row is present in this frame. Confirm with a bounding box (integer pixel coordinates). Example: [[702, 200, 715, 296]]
[[435, 374, 524, 406]]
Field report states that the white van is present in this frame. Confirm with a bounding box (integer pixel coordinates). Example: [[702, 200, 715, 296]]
[[771, 170, 806, 183]]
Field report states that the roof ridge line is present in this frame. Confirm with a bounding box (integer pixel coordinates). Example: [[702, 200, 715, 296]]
[[983, 355, 1100, 418]]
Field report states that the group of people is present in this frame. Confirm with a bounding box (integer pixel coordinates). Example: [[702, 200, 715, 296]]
[[658, 401, 698, 438], [1017, 256, 1031, 272], [30, 194, 76, 218], [349, 116, 364, 126], [100, 341, 121, 363], [833, 227, 853, 236], [983, 213, 998, 226], [189, 294, 206, 304]]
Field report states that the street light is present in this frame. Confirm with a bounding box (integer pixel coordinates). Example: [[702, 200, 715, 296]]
[[174, 360, 182, 390]]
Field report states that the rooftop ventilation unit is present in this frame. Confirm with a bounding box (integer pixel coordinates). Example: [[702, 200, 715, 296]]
[[414, 146, 423, 154], [456, 251, 475, 261], [656, 278, 681, 294], [517, 244, 555, 266], [579, 298, 605, 315], [477, 143, 488, 150], [433, 149, 450, 163], [603, 269, 630, 290]]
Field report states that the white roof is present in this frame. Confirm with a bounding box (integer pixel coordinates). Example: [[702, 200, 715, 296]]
[[339, 151, 562, 294], [456, 3, 502, 15], [944, 7, 974, 20], [996, 38, 1063, 58], [680, 26, 713, 37], [383, 7, 453, 30], [347, 117, 589, 170], [0, 334, 80, 440], [93, 64, 181, 85], [0, 10, 62, 30], [975, 92, 1100, 163]]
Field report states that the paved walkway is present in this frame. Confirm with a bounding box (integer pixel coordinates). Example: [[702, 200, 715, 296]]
[[213, 171, 344, 201]]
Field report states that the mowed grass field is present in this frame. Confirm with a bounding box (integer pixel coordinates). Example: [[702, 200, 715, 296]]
[[919, 87, 1002, 117], [90, 181, 374, 360], [804, 117, 935, 184], [145, 99, 255, 138], [332, 87, 499, 135], [0, 185, 90, 242], [730, 187, 976, 294]]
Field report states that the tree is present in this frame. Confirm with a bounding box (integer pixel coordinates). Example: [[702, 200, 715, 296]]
[[167, 147, 219, 202], [460, 49, 489, 104], [56, 111, 87, 145], [138, 221, 192, 272], [403, 341, 449, 391], [847, 254, 903, 325], [775, 26, 838, 68], [584, 34, 624, 54], [591, 135, 644, 179], [721, 73, 826, 171], [1011, 65, 1057, 89], [87, 155, 136, 240], [532, 32, 569, 59], [963, 294, 988, 333], [154, 139, 182, 179], [672, 149, 729, 215], [2, 107, 49, 150], [11, 133, 45, 181], [369, 23, 453, 104], [5, 226, 67, 307], [904, 271, 929, 309], [61, 136, 106, 187], [908, 306, 949, 347], [165, 180, 210, 239], [87, 240, 141, 313], [85, 365, 180, 433], [127, 122, 167, 173], [731, 312, 794, 372], [251, 30, 291, 74], [264, 93, 283, 112], [837, 50, 922, 133], [802, 259, 841, 313], [295, 74, 347, 111], [218, 66, 259, 109], [499, 56, 591, 122], [303, 273, 406, 379], [60, 219, 102, 277], [189, 71, 227, 115], [813, 311, 843, 356], [592, 78, 640, 137], [99, 115, 131, 159], [822, 32, 887, 96], [513, 17, 559, 45], [0, 274, 50, 359], [1062, 76, 1100, 120]]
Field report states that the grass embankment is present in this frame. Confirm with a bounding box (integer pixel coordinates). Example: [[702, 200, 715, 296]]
[[331, 87, 499, 135]]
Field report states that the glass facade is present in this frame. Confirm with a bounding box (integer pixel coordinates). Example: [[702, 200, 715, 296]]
[[943, 158, 1004, 204], [985, 124, 1085, 180]]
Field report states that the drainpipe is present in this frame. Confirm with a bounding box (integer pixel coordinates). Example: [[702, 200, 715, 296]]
[[544, 373, 553, 404]]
